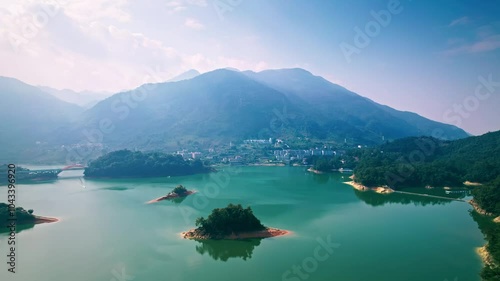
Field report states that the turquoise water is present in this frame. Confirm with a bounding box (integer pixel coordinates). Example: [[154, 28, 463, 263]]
[[0, 166, 485, 281]]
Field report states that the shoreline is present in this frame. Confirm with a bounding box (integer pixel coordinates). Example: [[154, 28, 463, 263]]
[[181, 227, 292, 240], [463, 181, 482, 186], [307, 168, 324, 174], [476, 246, 498, 268], [469, 199, 496, 217], [343, 180, 394, 194], [34, 215, 60, 224], [249, 163, 286, 167], [146, 190, 196, 204]]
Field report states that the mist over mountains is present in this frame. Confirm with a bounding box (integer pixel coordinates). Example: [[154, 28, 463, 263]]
[[0, 68, 469, 162]]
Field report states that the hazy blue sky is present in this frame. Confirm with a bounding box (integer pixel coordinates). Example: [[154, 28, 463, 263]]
[[0, 0, 499, 134]]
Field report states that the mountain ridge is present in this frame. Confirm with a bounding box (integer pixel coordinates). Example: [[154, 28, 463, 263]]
[[0, 69, 470, 161]]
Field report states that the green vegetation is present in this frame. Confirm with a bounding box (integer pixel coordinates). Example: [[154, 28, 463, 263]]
[[308, 154, 357, 172], [172, 185, 189, 195], [0, 164, 29, 172], [471, 210, 500, 281], [473, 176, 500, 215], [84, 150, 212, 178], [194, 204, 266, 238], [351, 131, 500, 280], [0, 203, 36, 224], [354, 131, 500, 188], [195, 239, 261, 261], [471, 177, 500, 280]]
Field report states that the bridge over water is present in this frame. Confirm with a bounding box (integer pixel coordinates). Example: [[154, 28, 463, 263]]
[[25, 164, 87, 176]]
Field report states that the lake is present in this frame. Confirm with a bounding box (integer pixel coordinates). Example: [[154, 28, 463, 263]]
[[0, 166, 485, 281]]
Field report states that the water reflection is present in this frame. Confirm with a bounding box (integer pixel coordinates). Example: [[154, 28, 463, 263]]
[[194, 239, 262, 261], [311, 172, 351, 185], [0, 223, 35, 235], [353, 189, 467, 207], [171, 196, 187, 204]]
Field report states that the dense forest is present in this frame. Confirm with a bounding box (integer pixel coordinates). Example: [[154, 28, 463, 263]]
[[353, 131, 500, 188], [0, 203, 36, 224], [307, 153, 359, 172], [194, 204, 266, 238], [471, 176, 500, 280], [84, 150, 212, 178], [351, 131, 500, 280]]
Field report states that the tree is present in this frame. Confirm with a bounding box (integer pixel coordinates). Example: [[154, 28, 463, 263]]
[[172, 185, 188, 195]]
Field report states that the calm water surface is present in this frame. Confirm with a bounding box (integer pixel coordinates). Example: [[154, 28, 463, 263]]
[[0, 166, 485, 281]]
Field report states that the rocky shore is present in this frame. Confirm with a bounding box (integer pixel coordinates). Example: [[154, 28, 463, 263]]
[[182, 227, 291, 240]]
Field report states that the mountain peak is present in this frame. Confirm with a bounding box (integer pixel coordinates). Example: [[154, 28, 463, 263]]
[[167, 69, 201, 82]]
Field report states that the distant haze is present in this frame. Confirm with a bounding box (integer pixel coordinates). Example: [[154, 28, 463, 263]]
[[0, 0, 498, 134]]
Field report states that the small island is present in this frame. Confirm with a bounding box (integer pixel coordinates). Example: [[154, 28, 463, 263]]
[[0, 203, 59, 226], [147, 185, 196, 204], [182, 203, 290, 240]]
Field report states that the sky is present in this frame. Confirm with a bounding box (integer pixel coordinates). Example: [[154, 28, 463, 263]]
[[0, 0, 499, 135]]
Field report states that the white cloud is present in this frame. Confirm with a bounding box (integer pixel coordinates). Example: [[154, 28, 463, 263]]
[[184, 17, 205, 30], [448, 16, 470, 27], [444, 25, 500, 55], [165, 0, 207, 13], [0, 0, 270, 92]]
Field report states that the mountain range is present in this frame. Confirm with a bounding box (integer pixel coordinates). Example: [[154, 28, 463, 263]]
[[0, 68, 469, 162]]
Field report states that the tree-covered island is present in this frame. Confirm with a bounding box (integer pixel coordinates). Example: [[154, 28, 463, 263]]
[[147, 185, 196, 204], [182, 204, 290, 240], [84, 149, 213, 178]]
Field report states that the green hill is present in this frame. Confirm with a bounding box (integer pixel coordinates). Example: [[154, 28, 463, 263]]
[[354, 131, 500, 188], [84, 149, 212, 178], [62, 69, 468, 150]]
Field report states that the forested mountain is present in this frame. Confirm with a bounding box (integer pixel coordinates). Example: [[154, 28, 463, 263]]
[[0, 76, 84, 161], [354, 130, 500, 188], [1, 68, 470, 162], [60, 68, 468, 150], [39, 86, 111, 109], [243, 69, 468, 141]]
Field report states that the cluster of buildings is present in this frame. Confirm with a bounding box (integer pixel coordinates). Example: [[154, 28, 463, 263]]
[[175, 150, 202, 159], [273, 149, 337, 162]]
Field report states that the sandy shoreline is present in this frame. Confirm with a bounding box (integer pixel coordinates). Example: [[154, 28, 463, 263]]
[[181, 227, 291, 240], [146, 190, 196, 204], [469, 199, 496, 217], [250, 163, 286, 167], [307, 168, 324, 174], [464, 181, 483, 186], [476, 246, 497, 268], [34, 216, 60, 224], [343, 180, 394, 194]]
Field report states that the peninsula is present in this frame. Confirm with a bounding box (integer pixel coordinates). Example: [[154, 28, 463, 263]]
[[0, 203, 59, 226], [182, 204, 290, 240]]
